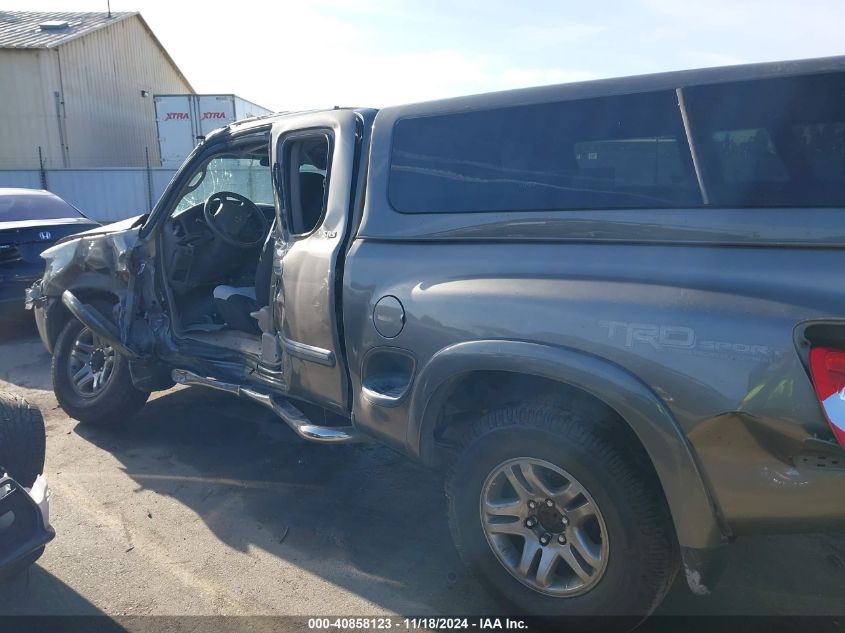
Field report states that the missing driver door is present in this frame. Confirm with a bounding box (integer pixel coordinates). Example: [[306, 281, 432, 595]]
[[270, 110, 359, 414]]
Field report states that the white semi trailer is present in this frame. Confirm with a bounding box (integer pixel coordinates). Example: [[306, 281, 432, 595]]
[[154, 94, 273, 168]]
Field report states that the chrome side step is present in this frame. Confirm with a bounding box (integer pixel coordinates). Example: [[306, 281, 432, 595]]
[[171, 369, 364, 444]]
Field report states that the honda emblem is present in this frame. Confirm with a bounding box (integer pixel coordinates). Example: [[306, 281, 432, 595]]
[[38, 231, 52, 241]]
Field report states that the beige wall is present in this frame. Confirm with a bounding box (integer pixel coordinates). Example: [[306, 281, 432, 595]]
[[0, 49, 63, 168], [0, 15, 192, 169]]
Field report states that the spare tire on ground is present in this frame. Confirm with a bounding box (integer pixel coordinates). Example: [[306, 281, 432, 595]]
[[0, 393, 46, 487]]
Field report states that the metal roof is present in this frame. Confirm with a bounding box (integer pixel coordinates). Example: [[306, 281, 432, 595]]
[[0, 11, 135, 49]]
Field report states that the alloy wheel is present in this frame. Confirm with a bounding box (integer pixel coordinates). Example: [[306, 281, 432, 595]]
[[67, 327, 116, 397], [479, 457, 609, 597]]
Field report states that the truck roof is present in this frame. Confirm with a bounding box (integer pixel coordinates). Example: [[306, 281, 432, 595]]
[[384, 54, 845, 118], [212, 54, 845, 139], [212, 108, 370, 139]]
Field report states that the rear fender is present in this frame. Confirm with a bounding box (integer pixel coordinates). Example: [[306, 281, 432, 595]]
[[410, 340, 726, 549]]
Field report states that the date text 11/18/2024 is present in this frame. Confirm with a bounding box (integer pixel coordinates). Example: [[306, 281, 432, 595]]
[[307, 617, 529, 630]]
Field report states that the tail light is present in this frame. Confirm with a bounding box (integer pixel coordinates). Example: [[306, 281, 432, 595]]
[[809, 347, 845, 447]]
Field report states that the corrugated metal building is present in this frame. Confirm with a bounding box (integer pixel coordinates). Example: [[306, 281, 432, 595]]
[[0, 11, 194, 169]]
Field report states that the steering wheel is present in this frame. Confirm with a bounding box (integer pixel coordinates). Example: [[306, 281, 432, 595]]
[[203, 191, 269, 249]]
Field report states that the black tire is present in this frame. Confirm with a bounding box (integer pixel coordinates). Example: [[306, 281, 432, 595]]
[[51, 317, 150, 425], [446, 402, 679, 622], [0, 546, 46, 584], [0, 393, 45, 487]]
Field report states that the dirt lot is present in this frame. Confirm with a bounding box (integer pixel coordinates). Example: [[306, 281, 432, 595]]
[[0, 316, 844, 622]]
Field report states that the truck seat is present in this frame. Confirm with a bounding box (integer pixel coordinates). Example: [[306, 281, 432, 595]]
[[213, 228, 275, 335]]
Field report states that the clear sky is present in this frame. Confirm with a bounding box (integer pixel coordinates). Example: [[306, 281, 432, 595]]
[[9, 0, 845, 111]]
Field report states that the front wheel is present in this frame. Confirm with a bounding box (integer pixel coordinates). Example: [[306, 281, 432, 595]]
[[446, 402, 679, 621], [51, 317, 150, 425]]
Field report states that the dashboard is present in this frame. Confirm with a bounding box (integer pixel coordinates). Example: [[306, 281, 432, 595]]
[[162, 202, 274, 295]]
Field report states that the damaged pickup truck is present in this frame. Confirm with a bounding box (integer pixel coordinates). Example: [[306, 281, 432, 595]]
[[26, 56, 845, 618]]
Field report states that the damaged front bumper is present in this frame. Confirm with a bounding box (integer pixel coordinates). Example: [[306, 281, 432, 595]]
[[23, 280, 43, 310], [0, 474, 53, 580], [25, 281, 55, 354]]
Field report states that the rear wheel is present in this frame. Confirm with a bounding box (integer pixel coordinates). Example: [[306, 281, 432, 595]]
[[446, 402, 678, 621], [52, 317, 149, 425]]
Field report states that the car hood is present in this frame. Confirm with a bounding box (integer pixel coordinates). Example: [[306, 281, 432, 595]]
[[0, 216, 97, 232], [54, 214, 147, 245]]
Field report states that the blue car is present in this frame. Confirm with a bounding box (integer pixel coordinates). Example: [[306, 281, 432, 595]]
[[0, 189, 99, 318]]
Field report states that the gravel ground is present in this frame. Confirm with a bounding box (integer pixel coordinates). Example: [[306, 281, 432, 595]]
[[0, 315, 843, 624]]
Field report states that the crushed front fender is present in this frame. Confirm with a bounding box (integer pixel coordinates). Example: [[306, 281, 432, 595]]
[[39, 221, 141, 301]]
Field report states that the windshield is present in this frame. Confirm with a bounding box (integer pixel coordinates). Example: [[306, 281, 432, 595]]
[[173, 155, 273, 215], [0, 189, 88, 222]]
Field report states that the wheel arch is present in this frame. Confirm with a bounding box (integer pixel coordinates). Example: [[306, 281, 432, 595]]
[[41, 283, 122, 352], [409, 340, 726, 549]]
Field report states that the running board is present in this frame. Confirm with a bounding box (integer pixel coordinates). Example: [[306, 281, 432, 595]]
[[171, 369, 363, 444]]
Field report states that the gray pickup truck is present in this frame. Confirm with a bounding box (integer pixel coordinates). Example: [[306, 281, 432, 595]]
[[26, 55, 845, 618]]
